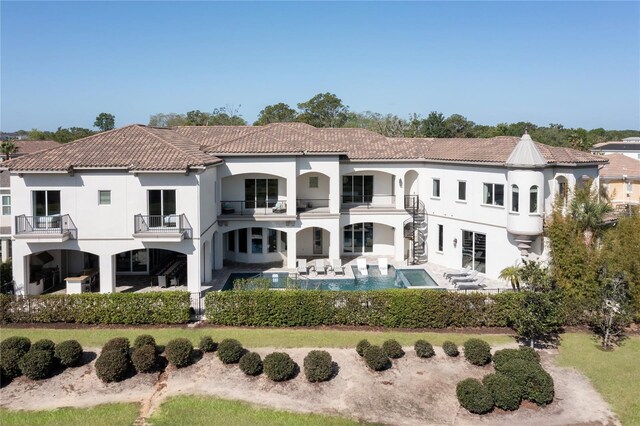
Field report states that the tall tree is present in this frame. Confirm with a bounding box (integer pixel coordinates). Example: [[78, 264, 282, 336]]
[[421, 111, 450, 137], [149, 113, 188, 127], [94, 113, 115, 132], [254, 103, 298, 125], [0, 141, 18, 160], [297, 93, 349, 128], [444, 114, 476, 137]]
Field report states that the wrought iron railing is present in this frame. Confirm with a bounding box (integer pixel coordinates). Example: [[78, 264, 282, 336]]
[[134, 214, 192, 238], [220, 200, 288, 216], [15, 214, 77, 239], [341, 195, 396, 206], [295, 199, 329, 213]]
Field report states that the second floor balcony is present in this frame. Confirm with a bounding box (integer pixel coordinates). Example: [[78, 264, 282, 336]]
[[219, 200, 296, 220], [340, 194, 397, 212], [133, 214, 192, 241], [14, 214, 77, 242]]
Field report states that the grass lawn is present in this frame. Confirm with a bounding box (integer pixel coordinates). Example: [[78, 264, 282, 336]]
[[556, 333, 640, 426], [149, 395, 360, 425], [0, 403, 139, 426], [0, 326, 514, 348]]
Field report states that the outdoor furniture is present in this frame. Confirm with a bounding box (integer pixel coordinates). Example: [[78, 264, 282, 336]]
[[378, 258, 389, 276], [444, 266, 471, 279], [456, 277, 486, 290], [331, 259, 344, 275], [272, 201, 286, 213], [297, 259, 308, 275], [221, 202, 235, 214], [315, 259, 326, 275], [357, 258, 368, 276], [451, 270, 479, 284]]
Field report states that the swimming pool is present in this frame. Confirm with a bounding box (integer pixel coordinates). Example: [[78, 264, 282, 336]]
[[222, 266, 438, 291]]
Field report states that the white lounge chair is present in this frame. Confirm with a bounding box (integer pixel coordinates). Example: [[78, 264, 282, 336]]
[[378, 258, 389, 276], [331, 259, 344, 275], [315, 259, 326, 275], [452, 270, 479, 284], [444, 266, 471, 279], [456, 277, 486, 290], [357, 258, 368, 276], [272, 201, 286, 213], [297, 259, 308, 275]]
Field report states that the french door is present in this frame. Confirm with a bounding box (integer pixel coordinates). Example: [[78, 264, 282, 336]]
[[33, 190, 61, 216], [343, 223, 374, 253], [313, 227, 323, 255], [245, 179, 278, 208], [148, 190, 176, 227], [461, 230, 486, 273], [342, 175, 373, 203]]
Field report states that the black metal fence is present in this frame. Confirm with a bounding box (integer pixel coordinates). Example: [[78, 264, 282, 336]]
[[190, 292, 204, 320]]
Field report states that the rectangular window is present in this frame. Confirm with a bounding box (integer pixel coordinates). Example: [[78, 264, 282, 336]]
[[1, 195, 10, 215], [529, 186, 538, 213], [313, 227, 323, 255], [33, 190, 61, 216], [342, 175, 374, 204], [483, 183, 504, 206], [98, 190, 111, 205], [280, 231, 287, 252], [626, 181, 633, 194], [461, 230, 486, 273], [244, 178, 278, 209], [432, 179, 441, 198], [238, 228, 247, 253], [251, 227, 263, 254], [458, 181, 466, 201], [309, 176, 318, 188], [268, 229, 278, 253], [343, 223, 374, 253], [511, 185, 519, 212], [438, 224, 444, 252], [228, 230, 236, 252], [148, 189, 176, 227]]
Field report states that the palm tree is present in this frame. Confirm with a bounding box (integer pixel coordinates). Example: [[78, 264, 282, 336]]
[[0, 141, 17, 161], [499, 265, 521, 291], [569, 180, 613, 245]]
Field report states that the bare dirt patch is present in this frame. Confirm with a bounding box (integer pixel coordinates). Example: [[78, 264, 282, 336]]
[[0, 344, 619, 425]]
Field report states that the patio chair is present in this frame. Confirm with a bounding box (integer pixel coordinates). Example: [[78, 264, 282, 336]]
[[297, 259, 308, 275], [451, 270, 479, 284], [272, 201, 286, 214], [378, 258, 389, 276], [444, 266, 471, 279], [357, 258, 368, 276], [331, 259, 344, 275], [221, 202, 235, 214], [315, 259, 326, 275], [456, 277, 486, 290]]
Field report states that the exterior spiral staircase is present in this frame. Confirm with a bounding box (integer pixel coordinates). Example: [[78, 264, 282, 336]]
[[404, 195, 428, 264]]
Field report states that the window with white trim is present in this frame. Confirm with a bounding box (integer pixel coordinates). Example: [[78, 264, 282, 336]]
[[511, 185, 519, 212], [432, 178, 441, 198], [437, 224, 444, 252], [529, 186, 538, 213], [98, 190, 111, 205], [458, 181, 466, 201], [1, 193, 10, 216], [483, 183, 504, 206]]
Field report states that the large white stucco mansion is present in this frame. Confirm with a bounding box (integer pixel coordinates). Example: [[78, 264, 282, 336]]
[[1, 123, 607, 295]]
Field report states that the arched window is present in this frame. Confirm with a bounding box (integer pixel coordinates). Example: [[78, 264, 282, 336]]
[[556, 177, 568, 207], [530, 186, 538, 213], [511, 185, 519, 212]]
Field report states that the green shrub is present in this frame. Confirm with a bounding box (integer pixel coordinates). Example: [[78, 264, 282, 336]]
[[463, 338, 492, 366], [133, 335, 156, 350], [496, 358, 540, 390], [363, 345, 391, 371], [239, 352, 263, 376], [1, 336, 31, 354], [31, 339, 56, 354], [0, 349, 25, 378], [524, 368, 554, 406], [165, 338, 193, 368], [19, 350, 53, 380], [415, 340, 435, 358], [442, 341, 459, 357], [199, 336, 217, 353], [382, 339, 404, 359], [303, 350, 333, 382], [493, 347, 540, 371], [131, 345, 157, 373], [518, 346, 541, 364], [356, 339, 371, 357], [102, 337, 130, 355], [482, 373, 521, 411], [0, 292, 191, 324], [456, 378, 494, 414], [263, 352, 296, 382], [54, 340, 83, 368], [95, 350, 129, 382], [217, 339, 245, 364]]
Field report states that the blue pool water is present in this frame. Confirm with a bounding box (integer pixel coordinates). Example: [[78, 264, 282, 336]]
[[222, 266, 438, 291]]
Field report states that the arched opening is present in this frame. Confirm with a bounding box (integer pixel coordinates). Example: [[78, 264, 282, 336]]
[[223, 227, 288, 267], [342, 170, 396, 208], [342, 222, 394, 256], [403, 170, 419, 196], [556, 176, 569, 207], [296, 226, 330, 258], [296, 171, 330, 213], [220, 172, 288, 216], [25, 249, 99, 295], [115, 249, 187, 292]]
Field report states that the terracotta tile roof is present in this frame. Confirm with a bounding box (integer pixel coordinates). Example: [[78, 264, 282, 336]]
[[12, 140, 61, 155], [3, 125, 221, 172], [600, 154, 640, 179], [2, 123, 606, 171]]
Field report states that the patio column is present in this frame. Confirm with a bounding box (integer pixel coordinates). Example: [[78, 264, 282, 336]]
[[214, 231, 223, 270], [329, 226, 340, 261], [1, 239, 10, 262], [187, 252, 201, 293], [99, 254, 116, 293], [394, 225, 405, 262], [286, 229, 297, 269], [286, 172, 297, 216]]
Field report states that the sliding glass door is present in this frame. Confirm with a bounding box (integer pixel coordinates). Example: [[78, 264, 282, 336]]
[[342, 175, 373, 203], [33, 190, 61, 216], [461, 230, 486, 273], [148, 190, 176, 227], [245, 179, 278, 208], [343, 223, 374, 253]]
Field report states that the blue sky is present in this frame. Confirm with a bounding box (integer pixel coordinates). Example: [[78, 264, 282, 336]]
[[1, 1, 639, 131]]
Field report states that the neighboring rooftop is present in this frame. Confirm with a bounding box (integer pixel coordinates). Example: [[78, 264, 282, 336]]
[[599, 154, 640, 180], [2, 123, 607, 172], [592, 137, 640, 151]]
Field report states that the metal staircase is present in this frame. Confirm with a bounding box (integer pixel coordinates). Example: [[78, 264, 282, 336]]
[[404, 195, 428, 264]]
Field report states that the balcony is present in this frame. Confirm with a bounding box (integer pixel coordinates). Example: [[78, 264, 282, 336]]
[[340, 195, 398, 212], [219, 200, 295, 220], [296, 199, 330, 215], [14, 214, 77, 242], [133, 214, 192, 242]]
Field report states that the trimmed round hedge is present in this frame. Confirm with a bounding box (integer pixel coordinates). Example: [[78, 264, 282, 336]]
[[497, 358, 554, 406], [303, 350, 333, 382], [19, 350, 54, 380], [239, 352, 263, 376], [382, 339, 404, 359], [263, 352, 296, 382], [463, 338, 492, 366], [54, 340, 83, 368], [133, 335, 156, 351], [363, 345, 391, 371], [356, 339, 371, 357], [217, 339, 245, 364], [442, 341, 459, 357], [132, 345, 157, 373], [199, 336, 217, 353], [102, 337, 130, 355], [482, 373, 521, 411], [415, 340, 435, 358], [31, 339, 56, 355], [95, 349, 129, 383], [165, 338, 193, 368], [0, 349, 25, 379], [1, 336, 31, 355], [456, 378, 494, 414], [493, 347, 540, 371]]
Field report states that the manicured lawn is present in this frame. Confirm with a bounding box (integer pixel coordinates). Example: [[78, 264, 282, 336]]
[[556, 333, 640, 426], [0, 403, 139, 426], [0, 326, 514, 348], [149, 396, 360, 425]]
